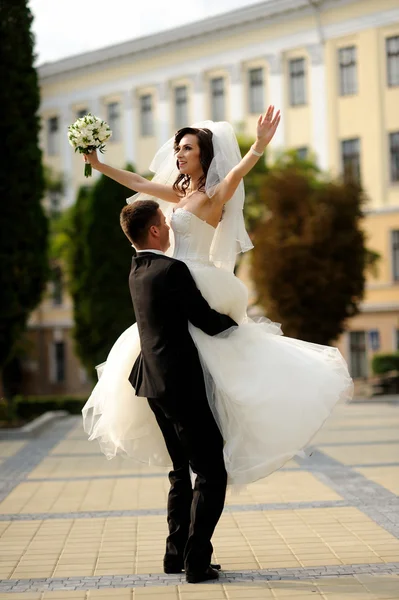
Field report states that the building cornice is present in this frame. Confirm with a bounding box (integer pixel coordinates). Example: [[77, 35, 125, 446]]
[[364, 204, 399, 216], [359, 302, 399, 313], [38, 0, 355, 82]]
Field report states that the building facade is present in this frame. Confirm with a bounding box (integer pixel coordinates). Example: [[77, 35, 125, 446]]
[[27, 0, 399, 394]]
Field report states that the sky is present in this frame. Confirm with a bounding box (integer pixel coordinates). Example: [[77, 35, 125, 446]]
[[28, 0, 266, 65]]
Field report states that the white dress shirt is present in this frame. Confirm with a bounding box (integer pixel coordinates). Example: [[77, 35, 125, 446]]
[[135, 249, 165, 256]]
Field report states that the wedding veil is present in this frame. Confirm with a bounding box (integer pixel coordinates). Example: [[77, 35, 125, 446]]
[[126, 120, 253, 272]]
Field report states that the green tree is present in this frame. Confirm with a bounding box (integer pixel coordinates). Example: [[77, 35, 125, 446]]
[[0, 1, 48, 394], [236, 135, 269, 236], [251, 154, 378, 345], [67, 170, 137, 377]]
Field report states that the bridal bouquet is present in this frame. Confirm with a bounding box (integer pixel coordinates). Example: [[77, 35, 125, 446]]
[[68, 113, 112, 177]]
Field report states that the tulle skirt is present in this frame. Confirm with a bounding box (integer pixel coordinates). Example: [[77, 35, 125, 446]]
[[82, 262, 353, 485]]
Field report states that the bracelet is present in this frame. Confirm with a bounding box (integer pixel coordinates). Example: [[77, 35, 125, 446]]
[[251, 145, 264, 157]]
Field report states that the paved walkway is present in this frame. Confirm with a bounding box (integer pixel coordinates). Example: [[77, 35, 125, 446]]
[[0, 401, 399, 599]]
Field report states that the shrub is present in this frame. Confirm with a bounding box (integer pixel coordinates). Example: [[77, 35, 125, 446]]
[[371, 353, 399, 376], [12, 395, 87, 419]]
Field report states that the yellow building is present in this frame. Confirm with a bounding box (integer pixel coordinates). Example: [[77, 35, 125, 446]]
[[28, 0, 399, 394]]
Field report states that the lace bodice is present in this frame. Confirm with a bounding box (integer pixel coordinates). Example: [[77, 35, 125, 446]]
[[171, 208, 215, 265]]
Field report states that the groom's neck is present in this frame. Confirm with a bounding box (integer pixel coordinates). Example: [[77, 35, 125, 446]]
[[134, 236, 163, 252]]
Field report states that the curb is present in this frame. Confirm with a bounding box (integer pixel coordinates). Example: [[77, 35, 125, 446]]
[[350, 394, 399, 404], [0, 410, 69, 440]]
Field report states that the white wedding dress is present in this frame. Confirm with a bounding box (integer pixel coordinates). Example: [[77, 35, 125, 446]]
[[82, 207, 353, 484]]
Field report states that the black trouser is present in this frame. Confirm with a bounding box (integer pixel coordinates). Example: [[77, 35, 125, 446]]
[[147, 390, 227, 574]]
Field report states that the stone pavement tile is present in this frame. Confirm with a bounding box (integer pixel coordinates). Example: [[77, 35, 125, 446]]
[[312, 427, 399, 445], [320, 443, 399, 465], [324, 414, 399, 429], [355, 466, 399, 496], [1, 471, 341, 515], [224, 581, 313, 598], [0, 595, 42, 600], [41, 595, 87, 600], [88, 591, 134, 597], [50, 441, 102, 455], [0, 441, 27, 458], [179, 588, 226, 599], [226, 472, 342, 506], [132, 588, 179, 597], [88, 592, 133, 600], [0, 478, 169, 514], [64, 422, 87, 439], [6, 508, 398, 579], [220, 507, 399, 567], [27, 456, 168, 480]]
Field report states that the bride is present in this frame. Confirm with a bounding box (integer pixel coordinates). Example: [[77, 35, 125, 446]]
[[82, 106, 353, 484]]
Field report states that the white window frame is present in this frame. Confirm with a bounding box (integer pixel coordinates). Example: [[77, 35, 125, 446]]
[[339, 46, 357, 96], [349, 331, 368, 378], [140, 95, 154, 137], [341, 138, 361, 184], [47, 116, 59, 156], [289, 58, 306, 106], [174, 86, 188, 130], [76, 108, 88, 119], [248, 67, 264, 114], [210, 77, 225, 121], [296, 147, 308, 161], [389, 132, 399, 183], [49, 339, 66, 383], [392, 229, 399, 282], [386, 35, 399, 87], [107, 102, 121, 142]]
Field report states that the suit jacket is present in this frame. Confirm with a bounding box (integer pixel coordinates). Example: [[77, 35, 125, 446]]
[[128, 252, 236, 399]]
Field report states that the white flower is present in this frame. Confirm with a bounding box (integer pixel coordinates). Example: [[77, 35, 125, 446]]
[[68, 114, 112, 151]]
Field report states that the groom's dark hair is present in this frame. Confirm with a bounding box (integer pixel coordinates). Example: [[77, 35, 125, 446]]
[[120, 200, 161, 246]]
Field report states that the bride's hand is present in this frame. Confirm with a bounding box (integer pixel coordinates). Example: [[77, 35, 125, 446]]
[[256, 105, 281, 148], [84, 149, 100, 168]]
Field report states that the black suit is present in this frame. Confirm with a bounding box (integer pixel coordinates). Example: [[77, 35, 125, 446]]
[[129, 251, 236, 574]]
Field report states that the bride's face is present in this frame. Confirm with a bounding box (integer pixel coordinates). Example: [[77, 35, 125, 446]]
[[175, 134, 202, 176]]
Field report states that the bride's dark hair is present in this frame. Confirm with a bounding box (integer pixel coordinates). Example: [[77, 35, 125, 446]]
[[172, 127, 213, 196]]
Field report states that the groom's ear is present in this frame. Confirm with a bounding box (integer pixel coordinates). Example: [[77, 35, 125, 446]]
[[149, 224, 160, 237]]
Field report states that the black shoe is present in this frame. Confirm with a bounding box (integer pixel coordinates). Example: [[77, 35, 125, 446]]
[[164, 564, 183, 574], [186, 566, 220, 584], [165, 562, 221, 574]]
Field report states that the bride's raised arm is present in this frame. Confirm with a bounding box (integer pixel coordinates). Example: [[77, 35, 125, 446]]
[[84, 150, 181, 204], [214, 105, 280, 205]]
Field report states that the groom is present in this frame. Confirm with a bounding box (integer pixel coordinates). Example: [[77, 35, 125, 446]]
[[120, 200, 236, 584]]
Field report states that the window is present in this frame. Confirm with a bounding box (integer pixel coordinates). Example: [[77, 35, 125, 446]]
[[296, 147, 308, 161], [341, 138, 361, 183], [392, 230, 399, 282], [140, 95, 153, 136], [210, 77, 225, 121], [76, 108, 88, 119], [349, 331, 368, 378], [49, 190, 61, 217], [174, 86, 188, 130], [389, 132, 399, 182], [248, 68, 264, 114], [107, 102, 121, 142], [289, 58, 306, 106], [53, 341, 65, 383], [386, 35, 399, 87], [47, 116, 59, 156], [339, 46, 357, 96], [52, 267, 63, 306]]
